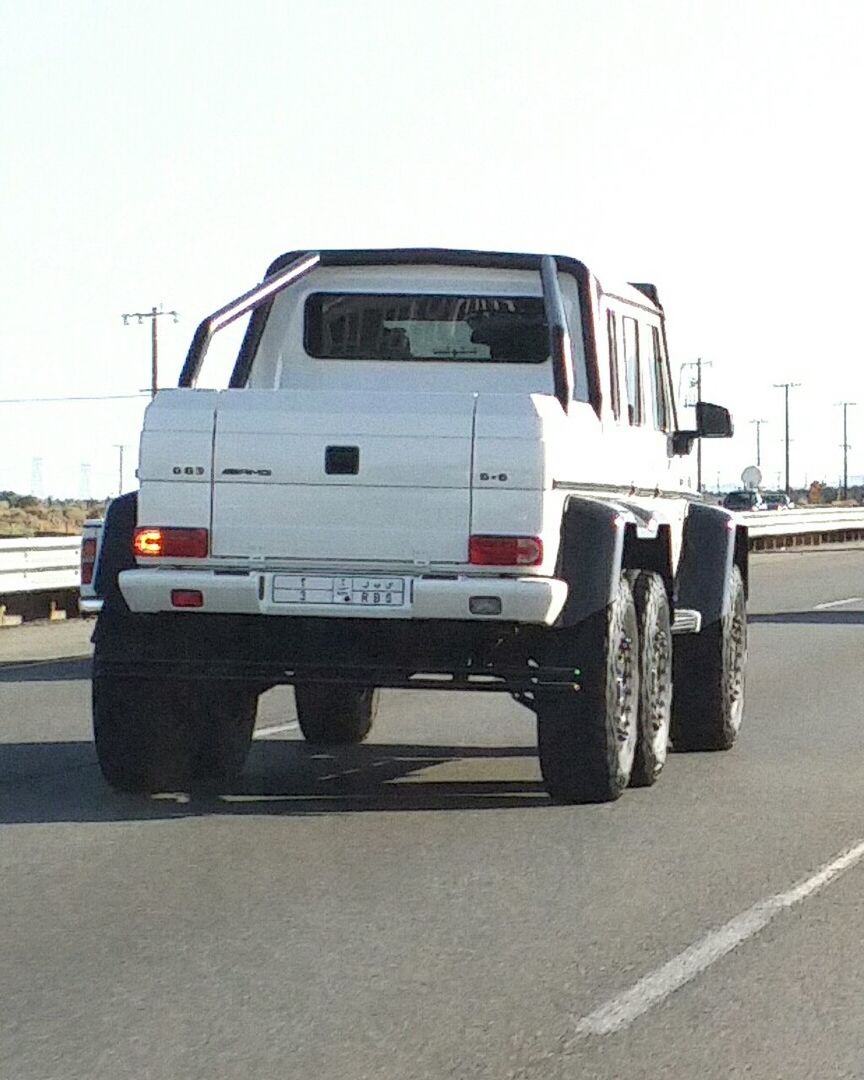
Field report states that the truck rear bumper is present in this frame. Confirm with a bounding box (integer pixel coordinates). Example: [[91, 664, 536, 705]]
[[118, 569, 568, 626]]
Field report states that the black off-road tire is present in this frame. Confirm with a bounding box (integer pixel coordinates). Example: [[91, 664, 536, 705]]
[[535, 575, 640, 804], [671, 564, 747, 751], [91, 494, 258, 791], [629, 571, 673, 787], [193, 686, 258, 785], [93, 671, 195, 793], [94, 665, 258, 792], [294, 685, 379, 745]]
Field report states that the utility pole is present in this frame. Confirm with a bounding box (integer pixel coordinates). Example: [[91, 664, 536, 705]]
[[113, 444, 125, 496], [30, 457, 43, 499], [749, 418, 768, 467], [836, 401, 856, 500], [681, 358, 712, 492], [122, 306, 179, 398], [773, 382, 801, 496]]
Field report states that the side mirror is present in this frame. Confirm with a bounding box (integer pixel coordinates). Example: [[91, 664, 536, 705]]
[[671, 401, 733, 456], [671, 432, 696, 456], [696, 401, 733, 438]]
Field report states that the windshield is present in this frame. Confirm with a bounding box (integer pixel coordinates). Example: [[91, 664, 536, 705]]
[[304, 292, 548, 362], [724, 492, 755, 509]]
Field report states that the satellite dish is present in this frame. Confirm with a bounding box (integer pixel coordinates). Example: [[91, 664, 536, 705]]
[[741, 465, 762, 489]]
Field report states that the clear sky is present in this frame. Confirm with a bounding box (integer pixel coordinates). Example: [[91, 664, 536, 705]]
[[2, 0, 862, 497]]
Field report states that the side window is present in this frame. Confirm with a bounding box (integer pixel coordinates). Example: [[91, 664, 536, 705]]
[[622, 316, 642, 425], [572, 341, 591, 405], [606, 310, 621, 420], [656, 325, 674, 430], [641, 322, 669, 432], [560, 272, 599, 412], [650, 325, 671, 431]]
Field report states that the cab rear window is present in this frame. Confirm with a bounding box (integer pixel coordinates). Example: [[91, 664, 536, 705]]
[[304, 292, 548, 362]]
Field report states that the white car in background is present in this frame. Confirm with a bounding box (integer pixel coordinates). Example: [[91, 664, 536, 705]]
[[79, 517, 104, 615]]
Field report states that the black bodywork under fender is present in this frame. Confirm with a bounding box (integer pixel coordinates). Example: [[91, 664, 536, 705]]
[[674, 502, 748, 627], [555, 497, 627, 627]]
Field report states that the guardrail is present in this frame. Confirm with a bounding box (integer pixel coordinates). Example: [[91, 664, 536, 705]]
[[0, 537, 81, 594], [0, 536, 82, 624], [740, 507, 864, 550], [0, 507, 862, 623]]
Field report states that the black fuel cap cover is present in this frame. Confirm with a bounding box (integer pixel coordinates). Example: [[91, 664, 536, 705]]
[[325, 446, 360, 475]]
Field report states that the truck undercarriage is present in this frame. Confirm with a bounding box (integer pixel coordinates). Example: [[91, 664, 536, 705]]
[[93, 611, 578, 695]]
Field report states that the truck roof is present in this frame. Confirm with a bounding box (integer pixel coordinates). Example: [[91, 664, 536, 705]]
[[180, 247, 664, 389], [263, 248, 662, 314]]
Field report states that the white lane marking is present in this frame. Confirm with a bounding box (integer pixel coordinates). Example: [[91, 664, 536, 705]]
[[813, 596, 863, 610], [573, 838, 864, 1038], [253, 721, 299, 739]]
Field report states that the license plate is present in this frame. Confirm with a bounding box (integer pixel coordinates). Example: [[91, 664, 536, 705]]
[[272, 575, 408, 607]]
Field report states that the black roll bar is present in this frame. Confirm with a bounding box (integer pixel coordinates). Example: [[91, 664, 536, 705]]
[[178, 252, 321, 387], [178, 249, 574, 398], [540, 255, 574, 412]]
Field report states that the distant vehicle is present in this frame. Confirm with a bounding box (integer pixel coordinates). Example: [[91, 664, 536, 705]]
[[79, 517, 104, 616], [723, 490, 766, 512], [763, 491, 793, 510]]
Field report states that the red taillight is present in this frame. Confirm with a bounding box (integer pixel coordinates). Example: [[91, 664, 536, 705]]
[[468, 535, 543, 566], [133, 527, 209, 559], [81, 537, 97, 584], [171, 589, 204, 608]]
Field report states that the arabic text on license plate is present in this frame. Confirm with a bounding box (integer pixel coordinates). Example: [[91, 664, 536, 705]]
[[272, 575, 407, 607]]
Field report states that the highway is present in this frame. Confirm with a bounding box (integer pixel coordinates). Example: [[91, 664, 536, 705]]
[[2, 548, 864, 1080]]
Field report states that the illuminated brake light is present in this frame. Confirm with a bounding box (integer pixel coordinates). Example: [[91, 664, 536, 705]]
[[81, 537, 97, 585], [133, 527, 209, 558], [469, 535, 543, 566], [171, 589, 204, 608]]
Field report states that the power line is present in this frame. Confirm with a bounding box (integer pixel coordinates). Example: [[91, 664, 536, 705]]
[[836, 401, 856, 500], [0, 394, 149, 404], [31, 457, 43, 498], [749, 418, 768, 467], [122, 306, 179, 397], [681, 358, 712, 492], [113, 444, 127, 497], [773, 382, 801, 495]]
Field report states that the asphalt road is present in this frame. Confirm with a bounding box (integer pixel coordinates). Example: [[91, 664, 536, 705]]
[[2, 550, 864, 1080]]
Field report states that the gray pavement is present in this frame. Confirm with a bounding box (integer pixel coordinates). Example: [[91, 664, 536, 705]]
[[2, 551, 864, 1079]]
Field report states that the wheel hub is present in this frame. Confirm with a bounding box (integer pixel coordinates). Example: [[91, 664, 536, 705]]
[[724, 602, 747, 731], [613, 632, 637, 774], [647, 624, 672, 761]]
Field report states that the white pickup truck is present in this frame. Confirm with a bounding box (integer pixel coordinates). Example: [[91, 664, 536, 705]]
[[79, 517, 104, 615], [92, 248, 747, 803]]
